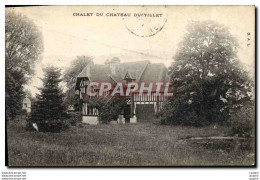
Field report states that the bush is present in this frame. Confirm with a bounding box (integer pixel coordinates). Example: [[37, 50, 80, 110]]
[[229, 104, 255, 137], [87, 96, 127, 123], [25, 121, 37, 131], [67, 111, 81, 126], [19, 109, 28, 115], [26, 118, 70, 133], [158, 98, 211, 127]]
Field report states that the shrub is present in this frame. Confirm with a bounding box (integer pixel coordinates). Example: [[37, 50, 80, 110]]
[[87, 96, 127, 123], [25, 121, 37, 131], [67, 111, 81, 126], [158, 98, 211, 127], [26, 119, 69, 133], [19, 109, 28, 115], [229, 104, 255, 137]]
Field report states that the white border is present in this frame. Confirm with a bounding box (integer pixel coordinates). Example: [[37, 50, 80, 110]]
[[0, 1, 258, 180]]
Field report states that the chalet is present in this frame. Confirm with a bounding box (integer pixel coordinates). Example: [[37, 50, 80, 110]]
[[75, 60, 171, 124]]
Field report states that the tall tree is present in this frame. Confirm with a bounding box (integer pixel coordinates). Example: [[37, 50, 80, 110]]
[[29, 67, 68, 131], [161, 21, 253, 126], [5, 10, 43, 120], [5, 70, 26, 120], [63, 56, 93, 110]]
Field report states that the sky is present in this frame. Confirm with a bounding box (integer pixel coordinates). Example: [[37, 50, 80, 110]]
[[7, 6, 255, 96]]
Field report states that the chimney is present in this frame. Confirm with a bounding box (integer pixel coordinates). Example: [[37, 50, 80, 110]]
[[109, 57, 120, 74]]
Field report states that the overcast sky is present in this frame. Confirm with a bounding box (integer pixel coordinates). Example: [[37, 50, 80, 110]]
[[7, 6, 255, 96]]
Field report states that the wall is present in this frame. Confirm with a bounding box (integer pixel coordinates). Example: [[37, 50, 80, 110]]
[[82, 116, 99, 125]]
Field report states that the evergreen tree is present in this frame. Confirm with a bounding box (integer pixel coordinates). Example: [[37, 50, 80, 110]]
[[29, 66, 68, 132], [5, 70, 26, 121]]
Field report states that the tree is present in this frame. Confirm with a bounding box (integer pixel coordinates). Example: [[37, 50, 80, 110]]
[[160, 21, 253, 126], [23, 89, 32, 99], [104, 57, 120, 65], [5, 10, 43, 77], [229, 103, 255, 137], [5, 10, 43, 121], [29, 67, 68, 132], [5, 70, 26, 120], [63, 56, 93, 110]]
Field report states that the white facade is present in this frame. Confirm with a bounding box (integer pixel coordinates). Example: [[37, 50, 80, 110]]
[[22, 97, 31, 113], [82, 116, 99, 125]]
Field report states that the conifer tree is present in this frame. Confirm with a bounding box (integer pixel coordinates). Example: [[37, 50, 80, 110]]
[[29, 66, 68, 132]]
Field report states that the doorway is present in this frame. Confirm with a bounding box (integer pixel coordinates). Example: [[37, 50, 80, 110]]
[[124, 105, 131, 123]]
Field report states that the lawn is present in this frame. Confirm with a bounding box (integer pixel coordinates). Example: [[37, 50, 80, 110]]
[[7, 120, 255, 166]]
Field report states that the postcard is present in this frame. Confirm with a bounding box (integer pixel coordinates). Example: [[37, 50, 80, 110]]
[[5, 5, 255, 167]]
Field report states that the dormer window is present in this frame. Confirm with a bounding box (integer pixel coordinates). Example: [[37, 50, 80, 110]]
[[124, 71, 134, 84], [80, 79, 89, 94], [80, 79, 89, 87]]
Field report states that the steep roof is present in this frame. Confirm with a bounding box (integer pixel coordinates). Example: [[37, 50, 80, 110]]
[[76, 60, 169, 89], [139, 63, 168, 82]]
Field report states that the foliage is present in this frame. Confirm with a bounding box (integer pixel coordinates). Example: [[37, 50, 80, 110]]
[[229, 103, 255, 137], [5, 10, 43, 121], [104, 57, 120, 65], [29, 66, 69, 132], [87, 96, 127, 123], [5, 70, 26, 121], [23, 89, 32, 99], [63, 56, 93, 110], [161, 20, 253, 126], [159, 100, 206, 127], [67, 111, 81, 126], [5, 10, 43, 77], [19, 109, 28, 116]]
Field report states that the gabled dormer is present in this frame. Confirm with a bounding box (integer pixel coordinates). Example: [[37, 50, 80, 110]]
[[124, 71, 134, 84]]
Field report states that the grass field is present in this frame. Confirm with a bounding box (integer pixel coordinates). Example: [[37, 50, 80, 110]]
[[7, 120, 255, 166]]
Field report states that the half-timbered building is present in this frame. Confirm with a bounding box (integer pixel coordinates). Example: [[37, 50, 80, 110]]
[[75, 60, 171, 124]]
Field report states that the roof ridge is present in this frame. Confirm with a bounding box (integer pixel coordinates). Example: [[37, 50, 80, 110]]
[[120, 60, 150, 64]]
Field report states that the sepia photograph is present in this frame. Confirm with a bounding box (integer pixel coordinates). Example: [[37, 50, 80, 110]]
[[5, 5, 255, 167]]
